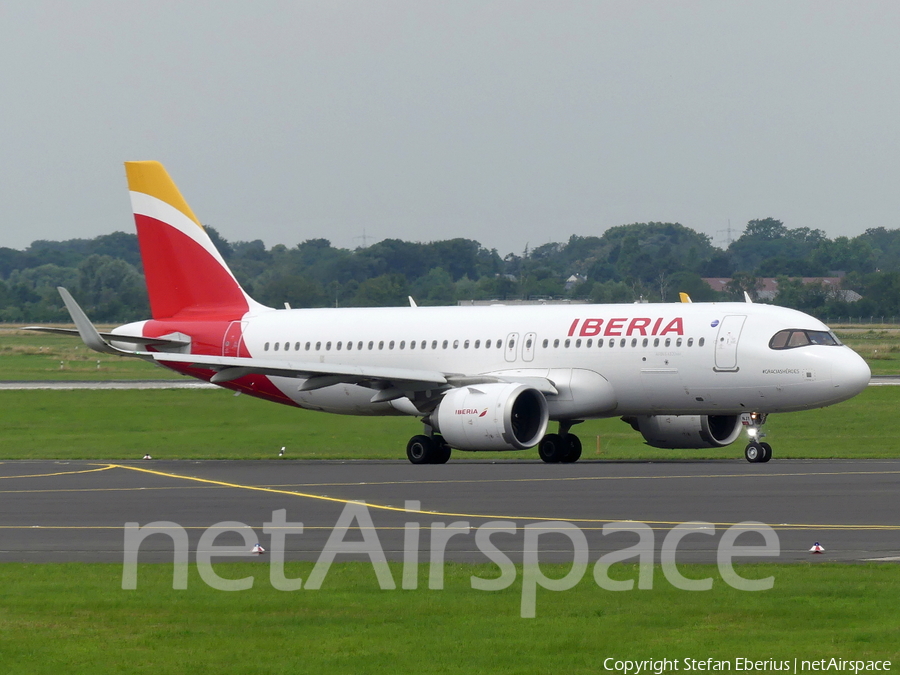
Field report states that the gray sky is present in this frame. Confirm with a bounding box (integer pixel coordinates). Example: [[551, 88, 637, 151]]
[[2, 1, 899, 256]]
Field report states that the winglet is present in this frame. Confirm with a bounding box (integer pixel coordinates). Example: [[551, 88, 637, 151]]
[[408, 296, 418, 308], [679, 292, 692, 303], [743, 291, 754, 304], [56, 287, 121, 355]]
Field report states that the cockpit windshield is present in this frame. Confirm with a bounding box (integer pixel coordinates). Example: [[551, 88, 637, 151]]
[[769, 329, 842, 350]]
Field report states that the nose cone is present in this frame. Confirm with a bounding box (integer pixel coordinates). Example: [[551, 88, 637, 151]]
[[831, 348, 871, 401]]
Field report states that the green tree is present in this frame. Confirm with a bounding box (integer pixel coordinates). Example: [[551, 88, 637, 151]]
[[350, 274, 409, 307], [77, 255, 148, 321]]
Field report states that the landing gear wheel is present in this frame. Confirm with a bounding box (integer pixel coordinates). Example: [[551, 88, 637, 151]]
[[560, 434, 582, 463], [744, 442, 764, 463], [407, 435, 435, 464], [759, 442, 772, 463], [538, 433, 564, 463], [433, 438, 452, 464]]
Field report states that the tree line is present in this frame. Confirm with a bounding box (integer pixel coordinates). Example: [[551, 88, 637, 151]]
[[2, 217, 900, 323]]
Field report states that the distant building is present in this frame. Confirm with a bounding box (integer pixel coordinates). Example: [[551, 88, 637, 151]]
[[564, 274, 587, 291], [702, 277, 862, 302]]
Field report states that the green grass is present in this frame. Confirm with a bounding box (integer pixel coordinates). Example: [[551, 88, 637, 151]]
[[1, 386, 899, 460], [0, 562, 897, 673], [834, 327, 900, 376], [0, 327, 179, 380]]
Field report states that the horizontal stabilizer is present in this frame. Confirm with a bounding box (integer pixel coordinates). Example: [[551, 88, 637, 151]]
[[23, 326, 189, 348]]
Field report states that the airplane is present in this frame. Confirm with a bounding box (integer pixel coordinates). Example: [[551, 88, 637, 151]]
[[27, 161, 872, 464]]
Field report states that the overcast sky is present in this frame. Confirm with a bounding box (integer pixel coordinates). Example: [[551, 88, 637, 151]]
[[2, 1, 899, 256]]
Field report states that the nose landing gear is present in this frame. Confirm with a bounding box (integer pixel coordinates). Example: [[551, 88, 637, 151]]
[[742, 412, 771, 463]]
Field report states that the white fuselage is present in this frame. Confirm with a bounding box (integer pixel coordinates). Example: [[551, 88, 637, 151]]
[[217, 301, 870, 419]]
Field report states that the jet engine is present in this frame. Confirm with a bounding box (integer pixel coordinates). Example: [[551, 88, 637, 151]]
[[431, 383, 549, 451], [623, 414, 743, 449]]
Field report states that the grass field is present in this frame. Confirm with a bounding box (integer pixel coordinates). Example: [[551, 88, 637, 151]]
[[0, 385, 897, 460], [0, 327, 180, 380], [1, 562, 898, 673]]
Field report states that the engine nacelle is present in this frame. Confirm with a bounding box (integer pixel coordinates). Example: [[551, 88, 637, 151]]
[[625, 414, 742, 449], [432, 383, 549, 451]]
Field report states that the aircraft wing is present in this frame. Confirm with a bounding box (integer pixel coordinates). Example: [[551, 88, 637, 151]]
[[150, 351, 449, 388], [149, 352, 559, 399]]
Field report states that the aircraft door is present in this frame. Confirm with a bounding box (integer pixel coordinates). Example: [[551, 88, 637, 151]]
[[504, 332, 520, 363], [714, 315, 746, 371], [522, 332, 536, 362], [223, 321, 247, 357]]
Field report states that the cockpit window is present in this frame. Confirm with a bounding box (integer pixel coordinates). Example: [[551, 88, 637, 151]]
[[769, 329, 841, 350]]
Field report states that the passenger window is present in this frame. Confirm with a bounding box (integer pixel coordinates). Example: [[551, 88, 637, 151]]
[[337, 341, 343, 350], [553, 339, 560, 348], [699, 338, 705, 347], [575, 339, 581, 348], [326, 342, 332, 351], [442, 340, 448, 349], [498, 340, 503, 349], [305, 342, 311, 351], [564, 339, 570, 348], [598, 339, 604, 347], [475, 340, 481, 348], [526, 338, 532, 348], [410, 341, 415, 350], [486, 340, 492, 348], [421, 341, 426, 349], [664, 338, 670, 347], [453, 340, 459, 349], [653, 338, 659, 347], [368, 341, 374, 350], [346, 341, 352, 350], [315, 341, 321, 351], [378, 341, 384, 350], [358, 342, 363, 350], [264, 342, 270, 351], [687, 338, 693, 347], [295, 342, 300, 351], [642, 338, 648, 347], [464, 340, 470, 349], [609, 340, 615, 348], [586, 339, 592, 348], [399, 341, 405, 349], [432, 340, 437, 349], [389, 341, 395, 349], [274, 342, 280, 351], [631, 338, 637, 347], [619, 339, 626, 347], [676, 338, 682, 347]]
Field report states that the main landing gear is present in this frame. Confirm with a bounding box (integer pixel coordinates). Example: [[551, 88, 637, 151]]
[[743, 412, 772, 463], [406, 428, 452, 465], [538, 420, 583, 464]]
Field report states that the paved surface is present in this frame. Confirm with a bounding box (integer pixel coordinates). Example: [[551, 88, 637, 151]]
[[1, 459, 898, 565]]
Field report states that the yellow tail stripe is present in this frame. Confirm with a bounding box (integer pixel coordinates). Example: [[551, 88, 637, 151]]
[[125, 161, 203, 228]]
